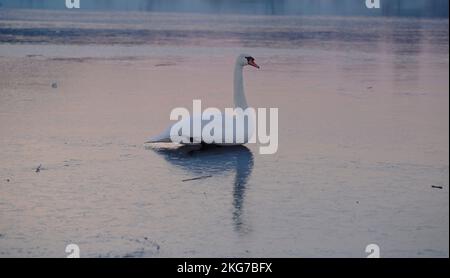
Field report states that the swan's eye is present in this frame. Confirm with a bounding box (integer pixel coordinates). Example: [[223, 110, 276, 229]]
[[245, 56, 254, 63]]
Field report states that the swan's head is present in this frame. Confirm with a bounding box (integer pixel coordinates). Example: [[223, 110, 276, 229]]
[[237, 54, 260, 69]]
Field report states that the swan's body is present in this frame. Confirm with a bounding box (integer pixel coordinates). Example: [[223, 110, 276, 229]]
[[147, 54, 259, 146]]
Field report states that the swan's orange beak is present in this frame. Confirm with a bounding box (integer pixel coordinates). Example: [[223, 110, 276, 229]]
[[248, 60, 260, 69]]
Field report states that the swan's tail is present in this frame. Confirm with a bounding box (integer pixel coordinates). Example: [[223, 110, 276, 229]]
[[145, 138, 172, 143], [145, 135, 172, 144], [145, 126, 173, 143]]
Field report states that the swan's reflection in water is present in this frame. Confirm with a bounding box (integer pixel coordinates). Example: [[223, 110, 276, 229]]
[[151, 144, 254, 235]]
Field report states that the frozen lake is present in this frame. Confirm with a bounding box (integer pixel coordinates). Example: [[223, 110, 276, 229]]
[[0, 9, 448, 257]]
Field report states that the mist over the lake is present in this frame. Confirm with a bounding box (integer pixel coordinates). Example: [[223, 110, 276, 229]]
[[0, 0, 448, 17]]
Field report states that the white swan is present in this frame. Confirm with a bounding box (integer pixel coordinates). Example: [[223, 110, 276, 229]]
[[146, 54, 260, 146]]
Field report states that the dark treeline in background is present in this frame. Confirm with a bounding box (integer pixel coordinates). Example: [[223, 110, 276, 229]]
[[0, 0, 448, 18]]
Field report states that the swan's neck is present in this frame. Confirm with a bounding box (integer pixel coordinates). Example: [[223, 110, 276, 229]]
[[234, 63, 248, 110]]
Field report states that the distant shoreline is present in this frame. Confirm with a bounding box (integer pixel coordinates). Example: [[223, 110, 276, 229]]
[[0, 0, 448, 18]]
